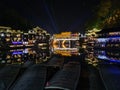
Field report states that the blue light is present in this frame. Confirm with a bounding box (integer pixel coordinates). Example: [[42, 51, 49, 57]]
[[101, 51, 106, 55], [109, 59, 120, 63], [109, 36, 120, 39], [98, 55, 109, 60], [12, 51, 23, 55], [97, 55, 120, 64], [12, 41, 22, 45], [97, 38, 109, 42]]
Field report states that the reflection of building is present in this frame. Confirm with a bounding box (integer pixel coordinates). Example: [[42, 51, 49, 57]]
[[94, 27, 120, 50], [93, 27, 120, 64], [0, 48, 51, 64], [86, 36, 96, 52], [95, 50, 120, 64], [51, 32, 80, 56], [0, 49, 23, 64]]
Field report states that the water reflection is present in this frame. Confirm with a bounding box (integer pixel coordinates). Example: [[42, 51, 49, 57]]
[[85, 51, 99, 67], [85, 49, 120, 66], [95, 50, 120, 63], [0, 48, 52, 64]]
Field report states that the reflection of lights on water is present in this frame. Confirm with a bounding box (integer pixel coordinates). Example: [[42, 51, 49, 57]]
[[85, 52, 99, 67], [109, 36, 120, 39], [95, 49, 120, 64], [1, 60, 6, 64], [7, 60, 11, 63], [1, 47, 67, 64], [97, 38, 108, 42], [97, 55, 120, 63], [1, 33, 5, 37], [97, 55, 108, 60]]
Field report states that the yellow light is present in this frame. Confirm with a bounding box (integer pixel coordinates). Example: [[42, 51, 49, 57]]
[[53, 40, 59, 49], [53, 32, 71, 39], [62, 40, 66, 48]]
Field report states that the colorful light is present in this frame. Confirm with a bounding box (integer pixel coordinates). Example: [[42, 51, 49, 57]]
[[12, 41, 22, 45]]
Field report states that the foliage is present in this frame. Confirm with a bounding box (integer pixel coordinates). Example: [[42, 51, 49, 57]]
[[85, 0, 120, 31]]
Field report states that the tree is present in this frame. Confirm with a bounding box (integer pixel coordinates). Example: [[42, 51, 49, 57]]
[[85, 0, 120, 31]]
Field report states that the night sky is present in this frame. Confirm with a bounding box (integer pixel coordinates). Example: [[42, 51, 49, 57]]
[[0, 0, 100, 34]]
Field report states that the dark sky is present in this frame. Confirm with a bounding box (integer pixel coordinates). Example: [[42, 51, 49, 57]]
[[0, 0, 100, 34]]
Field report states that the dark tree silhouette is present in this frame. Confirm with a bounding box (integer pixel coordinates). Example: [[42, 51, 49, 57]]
[[85, 0, 120, 31]]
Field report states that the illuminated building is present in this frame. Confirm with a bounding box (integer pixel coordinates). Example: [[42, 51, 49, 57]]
[[10, 31, 23, 48], [51, 32, 80, 56], [0, 26, 24, 49], [0, 26, 11, 32], [28, 30, 36, 45], [0, 26, 12, 48], [0, 26, 81, 58]]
